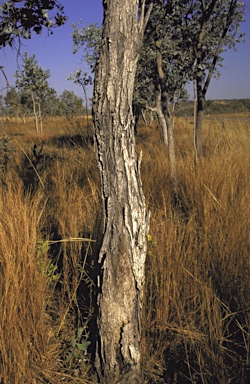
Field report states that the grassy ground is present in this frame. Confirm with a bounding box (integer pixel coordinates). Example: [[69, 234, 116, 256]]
[[0, 114, 249, 383]]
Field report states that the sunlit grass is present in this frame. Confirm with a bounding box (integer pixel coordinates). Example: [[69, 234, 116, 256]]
[[0, 114, 249, 383]]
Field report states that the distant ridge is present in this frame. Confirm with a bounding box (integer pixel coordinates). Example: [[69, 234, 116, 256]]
[[175, 98, 250, 116]]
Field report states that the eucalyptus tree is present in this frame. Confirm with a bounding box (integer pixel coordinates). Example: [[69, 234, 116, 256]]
[[136, 0, 245, 163], [0, 95, 4, 116], [42, 87, 59, 117], [182, 0, 246, 159], [4, 87, 24, 119], [92, 0, 153, 382], [71, 21, 158, 133], [68, 68, 92, 124], [15, 53, 51, 133], [71, 21, 102, 73], [70, 22, 102, 123], [58, 90, 84, 118], [0, 1, 66, 124], [71, 4, 190, 186], [135, 0, 192, 184], [0, 0, 66, 87]]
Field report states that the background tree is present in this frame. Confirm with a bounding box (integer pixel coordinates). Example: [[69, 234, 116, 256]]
[[92, 0, 153, 382], [68, 68, 92, 124], [0, 0, 66, 90], [0, 94, 5, 116], [4, 87, 24, 120], [71, 21, 102, 73], [70, 21, 102, 124], [42, 87, 59, 117], [182, 0, 246, 158], [15, 52, 51, 133], [58, 90, 84, 118], [135, 0, 192, 185]]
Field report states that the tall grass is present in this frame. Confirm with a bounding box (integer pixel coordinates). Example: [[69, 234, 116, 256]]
[[0, 115, 249, 383], [141, 117, 250, 383], [0, 180, 68, 383], [0, 119, 99, 383]]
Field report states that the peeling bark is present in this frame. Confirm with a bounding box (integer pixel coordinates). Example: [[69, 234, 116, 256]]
[[92, 1, 152, 382]]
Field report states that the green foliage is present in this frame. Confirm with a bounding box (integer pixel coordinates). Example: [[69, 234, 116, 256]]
[[36, 239, 60, 285], [4, 87, 26, 117], [137, 0, 245, 109], [59, 90, 84, 118], [69, 21, 101, 107], [65, 327, 91, 373], [206, 98, 250, 114], [15, 52, 51, 100], [2, 86, 86, 118], [184, 0, 245, 95], [14, 52, 52, 132], [68, 68, 92, 89], [0, 0, 67, 49], [175, 98, 250, 116], [42, 87, 59, 116], [135, 0, 192, 109], [71, 21, 102, 72], [68, 68, 92, 116]]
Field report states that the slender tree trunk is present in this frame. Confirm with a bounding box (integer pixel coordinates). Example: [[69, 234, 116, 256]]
[[196, 96, 204, 158], [92, 1, 152, 383], [160, 90, 177, 185], [155, 92, 177, 184], [82, 85, 89, 128], [31, 92, 39, 133], [38, 102, 43, 134], [155, 90, 168, 146], [193, 80, 197, 164], [195, 73, 205, 159], [165, 114, 177, 184], [155, 34, 177, 184]]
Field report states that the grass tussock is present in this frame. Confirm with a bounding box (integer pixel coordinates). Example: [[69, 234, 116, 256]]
[[0, 114, 249, 383]]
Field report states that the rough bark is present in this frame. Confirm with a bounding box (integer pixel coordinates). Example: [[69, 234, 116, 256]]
[[92, 1, 152, 382]]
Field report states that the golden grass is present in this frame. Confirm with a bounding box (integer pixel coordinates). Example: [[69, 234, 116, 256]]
[[140, 116, 250, 383], [0, 114, 249, 383]]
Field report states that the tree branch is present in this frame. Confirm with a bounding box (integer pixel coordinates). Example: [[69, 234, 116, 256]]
[[138, 0, 154, 36], [203, 0, 238, 95], [0, 66, 10, 91]]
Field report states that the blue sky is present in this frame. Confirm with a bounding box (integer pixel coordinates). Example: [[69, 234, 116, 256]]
[[0, 0, 249, 101]]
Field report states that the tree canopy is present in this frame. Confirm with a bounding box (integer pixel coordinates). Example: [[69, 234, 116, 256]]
[[0, 0, 66, 49]]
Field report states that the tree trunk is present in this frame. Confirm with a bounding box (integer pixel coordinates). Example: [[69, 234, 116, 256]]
[[155, 90, 168, 146], [165, 114, 177, 184], [38, 102, 43, 134], [193, 80, 197, 163], [195, 74, 205, 159], [195, 97, 204, 158], [92, 1, 151, 383], [155, 91, 177, 184], [31, 92, 39, 133], [159, 90, 177, 185], [155, 34, 177, 185]]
